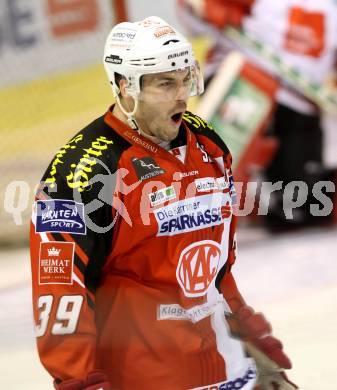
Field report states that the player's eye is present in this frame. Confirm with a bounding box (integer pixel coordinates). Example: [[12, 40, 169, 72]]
[[158, 80, 174, 87]]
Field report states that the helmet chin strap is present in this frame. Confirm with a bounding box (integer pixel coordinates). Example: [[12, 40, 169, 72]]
[[114, 89, 140, 131], [113, 86, 169, 146]]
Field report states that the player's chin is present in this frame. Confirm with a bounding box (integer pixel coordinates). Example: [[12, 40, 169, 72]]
[[161, 126, 179, 142]]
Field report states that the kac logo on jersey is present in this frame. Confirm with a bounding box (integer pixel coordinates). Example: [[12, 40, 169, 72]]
[[176, 240, 221, 297], [131, 156, 165, 181], [35, 199, 86, 235]]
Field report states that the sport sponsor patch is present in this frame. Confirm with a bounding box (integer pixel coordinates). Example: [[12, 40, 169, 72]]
[[176, 240, 221, 297], [35, 199, 86, 234], [111, 29, 136, 41], [216, 176, 229, 190], [39, 241, 74, 285], [149, 185, 176, 207], [195, 176, 229, 193], [154, 193, 231, 236], [158, 301, 227, 323], [66, 135, 113, 193], [154, 25, 175, 38], [131, 156, 165, 181], [175, 170, 199, 180], [195, 177, 216, 192]]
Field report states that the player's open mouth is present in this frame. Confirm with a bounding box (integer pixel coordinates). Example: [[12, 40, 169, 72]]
[[171, 112, 183, 123]]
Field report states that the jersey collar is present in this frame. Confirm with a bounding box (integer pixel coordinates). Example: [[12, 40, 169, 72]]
[[104, 105, 195, 164]]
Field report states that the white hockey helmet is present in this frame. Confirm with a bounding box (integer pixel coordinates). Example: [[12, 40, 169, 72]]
[[103, 16, 204, 101]]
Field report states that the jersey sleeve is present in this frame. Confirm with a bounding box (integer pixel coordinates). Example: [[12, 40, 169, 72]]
[[215, 166, 244, 313], [217, 155, 246, 313], [30, 130, 117, 382]]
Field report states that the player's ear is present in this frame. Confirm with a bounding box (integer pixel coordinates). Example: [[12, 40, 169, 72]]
[[119, 78, 130, 99], [118, 78, 136, 112]]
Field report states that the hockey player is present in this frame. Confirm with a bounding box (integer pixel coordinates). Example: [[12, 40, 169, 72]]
[[179, 0, 337, 229], [30, 16, 297, 390]]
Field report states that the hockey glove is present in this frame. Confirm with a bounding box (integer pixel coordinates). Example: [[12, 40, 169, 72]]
[[245, 342, 298, 390], [230, 305, 298, 389], [54, 370, 111, 390]]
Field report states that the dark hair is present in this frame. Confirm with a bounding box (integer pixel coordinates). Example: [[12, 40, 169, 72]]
[[139, 75, 144, 89]]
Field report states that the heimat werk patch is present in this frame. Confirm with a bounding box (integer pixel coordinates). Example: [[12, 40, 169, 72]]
[[39, 241, 74, 285], [131, 156, 165, 181]]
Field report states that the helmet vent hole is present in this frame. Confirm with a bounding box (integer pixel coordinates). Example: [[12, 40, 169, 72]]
[[171, 62, 176, 67], [163, 39, 180, 46], [130, 58, 157, 66], [184, 59, 188, 63]]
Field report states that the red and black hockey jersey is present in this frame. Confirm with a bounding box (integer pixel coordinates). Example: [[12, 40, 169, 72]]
[[30, 108, 257, 390]]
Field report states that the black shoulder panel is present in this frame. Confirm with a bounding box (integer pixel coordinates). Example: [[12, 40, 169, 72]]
[[183, 111, 230, 155], [37, 115, 132, 292], [41, 114, 131, 196]]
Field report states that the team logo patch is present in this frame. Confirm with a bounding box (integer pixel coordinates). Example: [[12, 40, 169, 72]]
[[149, 186, 176, 207], [131, 156, 165, 181], [176, 240, 221, 297], [39, 241, 74, 285], [35, 199, 86, 234]]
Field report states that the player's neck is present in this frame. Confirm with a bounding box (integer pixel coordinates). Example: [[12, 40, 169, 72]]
[[111, 103, 170, 148]]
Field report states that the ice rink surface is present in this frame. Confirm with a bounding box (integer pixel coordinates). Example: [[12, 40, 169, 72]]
[[0, 225, 336, 389]]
